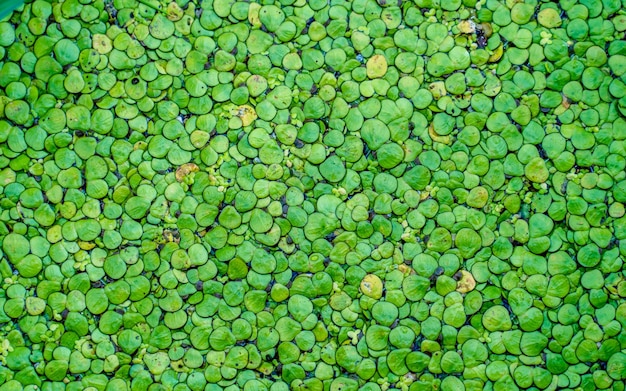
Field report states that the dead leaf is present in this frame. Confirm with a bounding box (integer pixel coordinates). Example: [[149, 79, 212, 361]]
[[366, 54, 388, 79], [163, 229, 180, 243], [456, 270, 476, 293], [232, 105, 257, 126], [488, 44, 504, 62], [167, 2, 183, 21], [458, 20, 476, 34], [176, 163, 199, 182], [429, 123, 451, 144], [398, 264, 413, 274], [79, 241, 96, 250]]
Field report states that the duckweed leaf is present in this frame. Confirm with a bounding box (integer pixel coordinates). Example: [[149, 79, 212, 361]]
[[0, 1, 623, 390]]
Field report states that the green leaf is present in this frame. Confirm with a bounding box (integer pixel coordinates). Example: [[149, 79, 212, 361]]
[[0, 0, 24, 20]]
